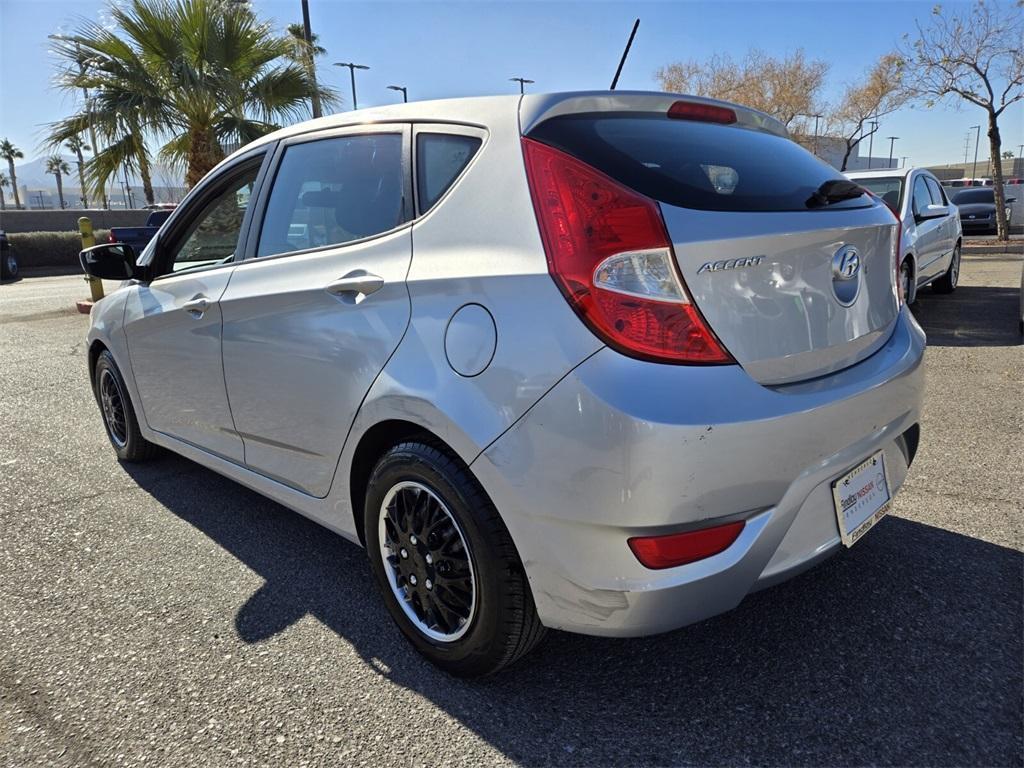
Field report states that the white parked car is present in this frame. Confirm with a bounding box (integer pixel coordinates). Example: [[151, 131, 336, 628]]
[[847, 167, 963, 303]]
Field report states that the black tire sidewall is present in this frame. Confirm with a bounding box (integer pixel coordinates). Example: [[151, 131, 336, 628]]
[[94, 351, 140, 461], [364, 444, 518, 676]]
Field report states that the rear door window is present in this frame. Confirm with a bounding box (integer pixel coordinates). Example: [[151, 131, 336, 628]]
[[527, 113, 868, 212], [257, 133, 405, 258], [416, 133, 481, 213]]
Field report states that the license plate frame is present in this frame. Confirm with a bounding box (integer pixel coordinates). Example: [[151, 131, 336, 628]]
[[831, 450, 892, 547]]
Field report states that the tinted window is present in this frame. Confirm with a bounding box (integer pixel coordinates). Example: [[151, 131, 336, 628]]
[[257, 134, 405, 258], [527, 114, 867, 212], [856, 177, 903, 211], [912, 176, 932, 216], [167, 166, 258, 274], [924, 177, 947, 205], [417, 133, 481, 212], [952, 188, 994, 205]]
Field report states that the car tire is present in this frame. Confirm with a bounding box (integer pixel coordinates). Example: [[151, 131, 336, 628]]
[[0, 248, 17, 280], [900, 258, 915, 305], [933, 244, 960, 294], [364, 441, 546, 677], [93, 350, 159, 462]]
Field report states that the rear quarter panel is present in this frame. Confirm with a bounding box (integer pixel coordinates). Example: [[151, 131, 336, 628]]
[[335, 99, 603, 474]]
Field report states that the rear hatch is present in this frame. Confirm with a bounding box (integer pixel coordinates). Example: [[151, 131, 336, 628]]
[[523, 94, 900, 385]]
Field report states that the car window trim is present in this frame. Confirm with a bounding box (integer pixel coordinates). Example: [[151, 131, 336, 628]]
[[411, 123, 488, 218], [149, 147, 274, 282], [240, 123, 413, 263]]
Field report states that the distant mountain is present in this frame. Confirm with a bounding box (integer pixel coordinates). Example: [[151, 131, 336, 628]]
[[10, 155, 183, 192]]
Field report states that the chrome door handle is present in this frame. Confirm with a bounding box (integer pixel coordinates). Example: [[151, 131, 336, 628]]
[[182, 296, 210, 317], [325, 271, 385, 302]]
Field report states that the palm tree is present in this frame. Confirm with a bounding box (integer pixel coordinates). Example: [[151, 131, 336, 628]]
[[49, 0, 337, 192], [66, 135, 90, 207], [0, 172, 9, 210], [45, 155, 72, 209], [0, 139, 23, 209]]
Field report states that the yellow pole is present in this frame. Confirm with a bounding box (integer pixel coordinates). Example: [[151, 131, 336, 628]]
[[78, 216, 104, 302]]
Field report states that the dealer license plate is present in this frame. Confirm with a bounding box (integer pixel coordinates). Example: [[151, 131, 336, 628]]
[[831, 451, 891, 547]]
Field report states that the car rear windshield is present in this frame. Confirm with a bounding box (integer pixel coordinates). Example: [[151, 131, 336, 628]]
[[526, 113, 869, 213], [952, 188, 994, 204], [853, 177, 903, 211]]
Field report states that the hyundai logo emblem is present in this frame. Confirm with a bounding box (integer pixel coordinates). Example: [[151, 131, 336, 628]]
[[833, 246, 861, 280], [831, 245, 861, 305]]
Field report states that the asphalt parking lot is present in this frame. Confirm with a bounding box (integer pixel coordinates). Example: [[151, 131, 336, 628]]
[[1, 256, 1022, 768]]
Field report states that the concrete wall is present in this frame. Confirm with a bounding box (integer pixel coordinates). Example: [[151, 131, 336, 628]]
[[0, 208, 150, 234]]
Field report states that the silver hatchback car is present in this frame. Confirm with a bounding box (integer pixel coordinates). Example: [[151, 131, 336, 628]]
[[81, 92, 924, 676]]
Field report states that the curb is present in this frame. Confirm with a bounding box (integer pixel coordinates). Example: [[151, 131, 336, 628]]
[[962, 245, 1024, 255], [76, 300, 94, 314]]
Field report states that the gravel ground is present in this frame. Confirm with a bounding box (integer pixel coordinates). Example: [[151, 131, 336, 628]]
[[1, 257, 1022, 768]]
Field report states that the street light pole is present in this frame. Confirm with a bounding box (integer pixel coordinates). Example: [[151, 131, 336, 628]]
[[334, 62, 370, 110], [866, 119, 879, 169], [386, 85, 408, 103], [886, 136, 899, 169], [300, 0, 322, 119], [970, 125, 981, 182], [901, 156, 909, 168], [509, 77, 534, 94]]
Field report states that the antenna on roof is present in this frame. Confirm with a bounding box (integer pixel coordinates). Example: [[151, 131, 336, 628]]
[[610, 19, 640, 90]]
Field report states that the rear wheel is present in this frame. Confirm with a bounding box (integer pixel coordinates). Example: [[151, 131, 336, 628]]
[[933, 244, 960, 294], [364, 441, 545, 677], [94, 351, 158, 462]]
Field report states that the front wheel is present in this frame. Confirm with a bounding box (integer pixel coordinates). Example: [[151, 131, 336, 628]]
[[364, 441, 545, 677], [900, 259, 915, 305], [93, 351, 158, 462], [933, 244, 960, 294]]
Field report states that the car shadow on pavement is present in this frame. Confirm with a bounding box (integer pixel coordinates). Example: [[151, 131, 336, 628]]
[[913, 284, 1022, 346], [123, 455, 1023, 767]]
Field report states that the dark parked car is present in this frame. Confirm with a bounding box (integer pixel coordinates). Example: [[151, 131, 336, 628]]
[[951, 187, 1015, 234], [108, 208, 175, 254]]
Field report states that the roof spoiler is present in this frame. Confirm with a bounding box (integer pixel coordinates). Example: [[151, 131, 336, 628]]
[[519, 91, 789, 139]]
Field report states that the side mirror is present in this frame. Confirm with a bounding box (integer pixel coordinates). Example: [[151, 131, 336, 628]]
[[79, 243, 139, 280], [917, 204, 948, 221]]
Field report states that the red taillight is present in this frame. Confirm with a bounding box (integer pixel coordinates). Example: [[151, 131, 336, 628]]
[[628, 521, 745, 569], [667, 101, 737, 124], [521, 138, 732, 364], [108, 233, 118, 243]]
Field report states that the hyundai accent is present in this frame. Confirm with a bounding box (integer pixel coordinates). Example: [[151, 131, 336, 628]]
[[79, 92, 925, 676]]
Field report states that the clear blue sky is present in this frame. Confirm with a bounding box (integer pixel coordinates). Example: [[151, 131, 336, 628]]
[[1, 0, 1021, 169]]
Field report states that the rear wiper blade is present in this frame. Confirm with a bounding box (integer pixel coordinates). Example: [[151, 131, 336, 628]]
[[806, 179, 866, 209]]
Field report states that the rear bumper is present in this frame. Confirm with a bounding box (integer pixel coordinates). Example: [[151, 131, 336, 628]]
[[472, 306, 926, 637]]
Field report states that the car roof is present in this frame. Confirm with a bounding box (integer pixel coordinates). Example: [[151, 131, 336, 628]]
[[846, 167, 918, 179], [223, 90, 788, 164]]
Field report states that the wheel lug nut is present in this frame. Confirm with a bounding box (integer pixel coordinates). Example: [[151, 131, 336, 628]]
[[410, 535, 418, 545], [425, 579, 432, 590], [409, 574, 418, 586], [400, 548, 408, 559], [425, 553, 433, 565]]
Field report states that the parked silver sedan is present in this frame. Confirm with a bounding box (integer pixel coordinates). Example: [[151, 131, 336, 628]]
[[80, 92, 924, 676], [846, 167, 963, 304]]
